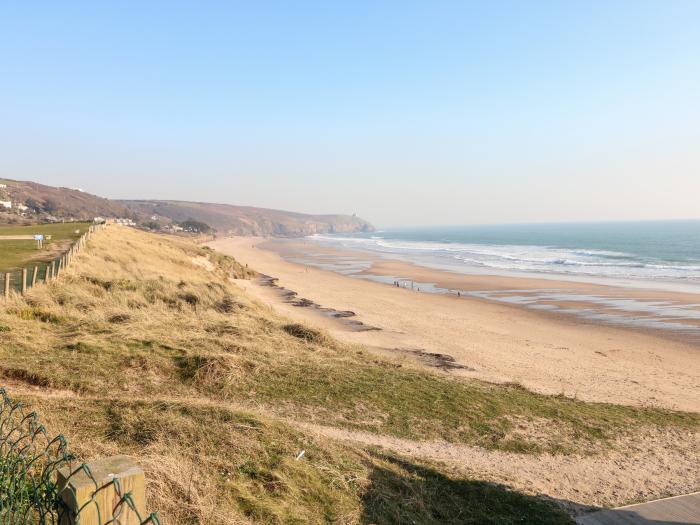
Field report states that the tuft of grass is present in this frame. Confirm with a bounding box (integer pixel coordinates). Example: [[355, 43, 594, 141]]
[[282, 323, 328, 345], [107, 313, 131, 324], [9, 306, 63, 323], [205, 248, 257, 280], [178, 292, 200, 310], [216, 295, 244, 313]]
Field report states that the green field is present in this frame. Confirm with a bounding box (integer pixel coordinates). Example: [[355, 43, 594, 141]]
[[0, 222, 90, 272]]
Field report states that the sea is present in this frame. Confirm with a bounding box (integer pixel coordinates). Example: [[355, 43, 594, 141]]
[[308, 220, 700, 291]]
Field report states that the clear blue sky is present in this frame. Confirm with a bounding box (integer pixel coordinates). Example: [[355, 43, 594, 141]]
[[1, 1, 698, 226]]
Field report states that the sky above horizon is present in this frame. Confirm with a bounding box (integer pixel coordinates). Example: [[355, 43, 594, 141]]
[[1, 1, 699, 227]]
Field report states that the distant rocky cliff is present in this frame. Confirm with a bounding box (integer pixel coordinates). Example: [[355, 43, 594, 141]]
[[119, 200, 374, 237], [0, 178, 374, 236]]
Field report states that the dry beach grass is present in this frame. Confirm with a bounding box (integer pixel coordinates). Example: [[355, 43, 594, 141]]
[[0, 226, 698, 523]]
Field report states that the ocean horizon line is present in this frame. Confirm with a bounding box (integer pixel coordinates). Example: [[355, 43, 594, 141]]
[[370, 217, 700, 231]]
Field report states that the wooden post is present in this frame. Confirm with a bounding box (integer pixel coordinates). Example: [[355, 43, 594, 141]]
[[3, 273, 9, 297], [31, 266, 38, 287], [52, 260, 57, 278], [46, 263, 52, 282], [21, 268, 27, 294], [57, 455, 146, 525]]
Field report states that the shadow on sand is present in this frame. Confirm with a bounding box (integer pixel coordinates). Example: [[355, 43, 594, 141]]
[[360, 452, 576, 525]]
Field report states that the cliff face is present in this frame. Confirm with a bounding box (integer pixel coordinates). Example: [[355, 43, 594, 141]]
[[120, 200, 375, 237], [0, 180, 375, 237]]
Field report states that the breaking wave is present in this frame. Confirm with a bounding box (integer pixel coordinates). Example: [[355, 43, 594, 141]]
[[309, 234, 700, 282]]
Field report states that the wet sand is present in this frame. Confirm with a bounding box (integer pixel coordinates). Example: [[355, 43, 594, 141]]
[[208, 236, 700, 412]]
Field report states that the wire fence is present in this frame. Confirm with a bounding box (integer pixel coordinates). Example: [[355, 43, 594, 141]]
[[1, 224, 102, 298], [0, 388, 159, 524]]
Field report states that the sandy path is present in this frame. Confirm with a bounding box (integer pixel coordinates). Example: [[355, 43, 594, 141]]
[[8, 378, 697, 513], [298, 422, 700, 513], [209, 237, 700, 412]]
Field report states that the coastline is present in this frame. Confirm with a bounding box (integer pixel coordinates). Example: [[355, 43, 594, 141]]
[[263, 238, 700, 340], [208, 236, 700, 412]]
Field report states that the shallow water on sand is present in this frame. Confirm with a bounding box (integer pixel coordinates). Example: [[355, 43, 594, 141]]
[[274, 243, 700, 341]]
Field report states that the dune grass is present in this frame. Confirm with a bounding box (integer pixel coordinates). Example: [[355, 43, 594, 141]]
[[24, 395, 574, 525], [0, 226, 696, 523]]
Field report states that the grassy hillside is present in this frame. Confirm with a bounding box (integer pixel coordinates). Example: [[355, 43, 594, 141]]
[[1, 227, 696, 524], [0, 222, 90, 271], [0, 179, 374, 236], [120, 199, 374, 236], [0, 178, 129, 221]]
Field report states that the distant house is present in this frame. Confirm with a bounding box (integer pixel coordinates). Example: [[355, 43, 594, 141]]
[[16, 203, 28, 211], [93, 217, 106, 223], [0, 184, 7, 189], [0, 201, 11, 209]]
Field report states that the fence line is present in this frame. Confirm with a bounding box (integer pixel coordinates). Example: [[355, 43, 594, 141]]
[[1, 224, 105, 299]]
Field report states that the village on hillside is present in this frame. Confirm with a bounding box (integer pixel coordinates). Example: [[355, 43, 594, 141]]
[[0, 182, 211, 234]]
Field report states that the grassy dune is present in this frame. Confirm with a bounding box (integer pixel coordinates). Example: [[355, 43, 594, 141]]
[[0, 226, 696, 523]]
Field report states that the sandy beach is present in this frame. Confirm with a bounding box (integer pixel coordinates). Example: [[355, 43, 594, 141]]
[[209, 236, 700, 413]]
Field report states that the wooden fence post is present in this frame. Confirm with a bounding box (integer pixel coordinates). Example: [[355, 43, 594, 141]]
[[21, 268, 27, 294], [32, 266, 38, 287], [57, 455, 146, 525], [3, 273, 9, 298], [52, 260, 57, 279]]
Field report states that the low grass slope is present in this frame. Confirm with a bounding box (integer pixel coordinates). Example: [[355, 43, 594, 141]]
[[0, 226, 696, 523]]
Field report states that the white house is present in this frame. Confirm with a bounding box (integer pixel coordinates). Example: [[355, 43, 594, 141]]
[[0, 184, 7, 189], [0, 201, 11, 209], [16, 203, 28, 211]]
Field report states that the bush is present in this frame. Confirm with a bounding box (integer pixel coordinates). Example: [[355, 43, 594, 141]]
[[282, 323, 326, 344]]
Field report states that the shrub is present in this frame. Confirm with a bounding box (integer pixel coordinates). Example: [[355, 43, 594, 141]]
[[282, 323, 326, 344]]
